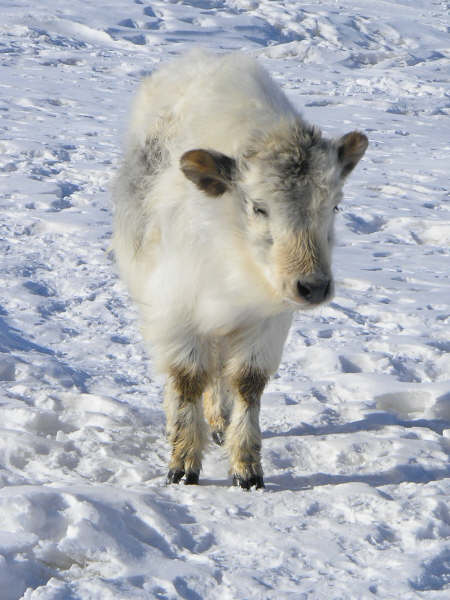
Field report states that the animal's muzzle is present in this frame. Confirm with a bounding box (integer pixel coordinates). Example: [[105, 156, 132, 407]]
[[296, 277, 332, 305]]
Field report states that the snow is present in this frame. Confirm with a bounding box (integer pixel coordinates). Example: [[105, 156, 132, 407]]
[[0, 0, 449, 597]]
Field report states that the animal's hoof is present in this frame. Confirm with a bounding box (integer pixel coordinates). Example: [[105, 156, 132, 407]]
[[212, 431, 225, 446], [184, 471, 199, 485], [232, 474, 265, 490], [166, 469, 185, 484], [166, 469, 199, 485]]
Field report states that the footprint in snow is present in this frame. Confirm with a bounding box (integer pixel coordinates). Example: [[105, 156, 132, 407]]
[[345, 213, 385, 234]]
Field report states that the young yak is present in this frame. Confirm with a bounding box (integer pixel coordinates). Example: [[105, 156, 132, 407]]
[[113, 51, 368, 489]]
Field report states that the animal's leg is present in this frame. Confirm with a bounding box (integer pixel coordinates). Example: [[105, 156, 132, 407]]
[[164, 365, 208, 485], [225, 314, 293, 489], [226, 366, 268, 489], [203, 378, 231, 446]]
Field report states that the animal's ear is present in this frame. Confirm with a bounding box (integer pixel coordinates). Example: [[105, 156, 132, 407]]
[[180, 149, 236, 197], [337, 132, 368, 178]]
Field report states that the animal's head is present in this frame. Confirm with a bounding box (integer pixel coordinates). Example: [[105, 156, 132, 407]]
[[180, 120, 368, 309]]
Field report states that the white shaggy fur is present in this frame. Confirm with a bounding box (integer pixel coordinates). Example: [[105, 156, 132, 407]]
[[113, 50, 367, 488]]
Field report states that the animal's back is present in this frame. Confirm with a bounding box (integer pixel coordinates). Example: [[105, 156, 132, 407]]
[[128, 50, 298, 157]]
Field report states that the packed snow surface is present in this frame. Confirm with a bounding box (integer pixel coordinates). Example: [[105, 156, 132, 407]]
[[0, 0, 449, 598]]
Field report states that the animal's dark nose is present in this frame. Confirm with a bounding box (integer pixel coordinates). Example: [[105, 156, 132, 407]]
[[297, 279, 331, 304]]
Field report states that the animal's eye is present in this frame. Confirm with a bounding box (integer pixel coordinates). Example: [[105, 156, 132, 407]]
[[253, 204, 268, 217], [333, 206, 340, 214]]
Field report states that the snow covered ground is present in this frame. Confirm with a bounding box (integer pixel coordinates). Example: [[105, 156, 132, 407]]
[[0, 0, 449, 597]]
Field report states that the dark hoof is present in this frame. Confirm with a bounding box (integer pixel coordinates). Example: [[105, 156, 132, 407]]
[[166, 469, 185, 484], [184, 471, 199, 485], [232, 474, 264, 490], [166, 469, 199, 485], [212, 431, 225, 446]]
